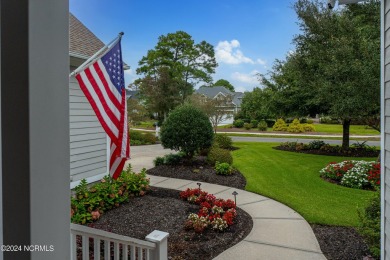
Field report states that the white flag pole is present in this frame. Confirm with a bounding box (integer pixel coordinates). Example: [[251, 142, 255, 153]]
[[69, 32, 124, 78]]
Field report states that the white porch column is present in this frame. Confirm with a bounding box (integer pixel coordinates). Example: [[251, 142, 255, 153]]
[[1, 1, 70, 259]]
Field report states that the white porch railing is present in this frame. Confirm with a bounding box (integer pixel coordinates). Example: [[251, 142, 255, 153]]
[[70, 223, 169, 260]]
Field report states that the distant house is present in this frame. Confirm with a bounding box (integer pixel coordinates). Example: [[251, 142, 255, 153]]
[[69, 13, 129, 187], [125, 89, 140, 100], [196, 86, 243, 125]]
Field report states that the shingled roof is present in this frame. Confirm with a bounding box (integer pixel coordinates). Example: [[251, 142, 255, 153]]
[[69, 13, 105, 59]]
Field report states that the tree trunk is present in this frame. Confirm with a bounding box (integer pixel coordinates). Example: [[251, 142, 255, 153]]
[[342, 119, 351, 150]]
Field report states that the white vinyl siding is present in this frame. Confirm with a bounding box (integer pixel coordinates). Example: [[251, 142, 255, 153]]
[[69, 75, 107, 184]]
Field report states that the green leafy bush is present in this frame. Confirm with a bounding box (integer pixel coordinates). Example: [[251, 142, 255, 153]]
[[302, 123, 316, 132], [358, 192, 380, 258], [250, 120, 258, 128], [265, 119, 276, 128], [130, 130, 157, 145], [215, 161, 233, 175], [299, 118, 308, 124], [320, 116, 339, 124], [257, 120, 268, 131], [244, 123, 252, 130], [207, 147, 233, 165], [307, 119, 314, 124], [287, 119, 304, 133], [154, 156, 165, 166], [233, 119, 244, 128], [272, 119, 288, 131], [308, 140, 326, 150], [160, 104, 213, 157], [214, 134, 233, 150], [154, 153, 185, 166], [71, 165, 150, 225]]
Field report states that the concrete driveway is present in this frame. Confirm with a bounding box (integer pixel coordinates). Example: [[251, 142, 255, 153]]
[[125, 144, 174, 173]]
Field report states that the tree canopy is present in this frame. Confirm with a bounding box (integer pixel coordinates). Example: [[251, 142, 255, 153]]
[[213, 79, 235, 92], [259, 0, 380, 148], [136, 31, 218, 119]]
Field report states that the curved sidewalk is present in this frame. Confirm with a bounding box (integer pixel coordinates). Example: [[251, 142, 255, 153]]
[[128, 145, 326, 260]]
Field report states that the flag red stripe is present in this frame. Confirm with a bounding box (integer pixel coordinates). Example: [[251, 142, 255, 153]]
[[84, 68, 120, 127], [93, 62, 122, 111], [76, 73, 118, 143]]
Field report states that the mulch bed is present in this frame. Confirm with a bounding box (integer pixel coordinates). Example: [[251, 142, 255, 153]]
[[311, 224, 375, 260], [274, 146, 379, 157], [90, 187, 253, 260], [146, 156, 246, 190]]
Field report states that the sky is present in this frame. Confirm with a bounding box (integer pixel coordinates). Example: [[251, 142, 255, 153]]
[[70, 0, 301, 93]]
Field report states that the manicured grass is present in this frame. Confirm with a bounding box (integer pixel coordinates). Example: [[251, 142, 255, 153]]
[[314, 124, 379, 135], [134, 121, 155, 129], [232, 142, 377, 226]]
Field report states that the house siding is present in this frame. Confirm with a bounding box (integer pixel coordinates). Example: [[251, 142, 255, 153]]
[[384, 1, 390, 258], [69, 74, 107, 184]]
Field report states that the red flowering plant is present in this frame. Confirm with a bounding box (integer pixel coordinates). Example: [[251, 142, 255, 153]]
[[180, 188, 237, 233], [319, 161, 355, 181], [367, 162, 381, 188]]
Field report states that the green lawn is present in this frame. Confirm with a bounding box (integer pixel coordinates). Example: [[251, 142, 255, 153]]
[[315, 124, 379, 135], [232, 142, 377, 226], [222, 133, 380, 141]]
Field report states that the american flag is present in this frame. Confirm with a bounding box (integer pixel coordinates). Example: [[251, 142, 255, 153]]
[[75, 38, 130, 179]]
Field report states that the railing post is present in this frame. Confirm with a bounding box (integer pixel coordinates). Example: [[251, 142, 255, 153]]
[[145, 230, 169, 260]]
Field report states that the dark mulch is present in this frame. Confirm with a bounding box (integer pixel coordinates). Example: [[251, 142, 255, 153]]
[[311, 224, 375, 260], [274, 146, 379, 157], [146, 157, 246, 190], [90, 187, 253, 260]]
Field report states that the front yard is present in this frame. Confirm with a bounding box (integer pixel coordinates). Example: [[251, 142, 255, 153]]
[[232, 142, 377, 226]]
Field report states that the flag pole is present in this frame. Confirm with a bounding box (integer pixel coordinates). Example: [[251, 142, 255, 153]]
[[69, 32, 124, 78]]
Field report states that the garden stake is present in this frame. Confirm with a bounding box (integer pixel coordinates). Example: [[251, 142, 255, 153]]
[[232, 191, 238, 205], [197, 182, 202, 192]]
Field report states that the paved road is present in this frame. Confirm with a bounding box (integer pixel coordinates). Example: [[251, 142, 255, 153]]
[[230, 136, 381, 147]]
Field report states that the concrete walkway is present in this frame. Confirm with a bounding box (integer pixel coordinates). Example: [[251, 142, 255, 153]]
[[128, 145, 327, 260]]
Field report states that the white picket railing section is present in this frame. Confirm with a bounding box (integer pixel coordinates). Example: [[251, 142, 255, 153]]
[[70, 223, 169, 260]]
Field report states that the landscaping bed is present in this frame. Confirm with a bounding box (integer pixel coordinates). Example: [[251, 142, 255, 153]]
[[90, 187, 253, 260], [147, 156, 246, 190], [311, 224, 373, 260], [274, 142, 379, 157]]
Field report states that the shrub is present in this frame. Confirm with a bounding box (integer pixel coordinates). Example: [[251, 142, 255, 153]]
[[233, 119, 244, 128], [280, 141, 298, 149], [307, 119, 314, 124], [160, 104, 213, 157], [214, 134, 233, 150], [164, 153, 184, 165], [244, 123, 252, 130], [154, 153, 185, 166], [320, 116, 339, 124], [154, 156, 165, 166], [143, 132, 157, 144], [299, 118, 308, 124], [285, 118, 293, 124], [308, 140, 326, 150], [287, 119, 304, 133], [358, 191, 380, 258], [215, 161, 233, 175], [272, 119, 288, 131], [129, 130, 157, 145], [257, 120, 268, 131], [265, 119, 276, 128], [207, 147, 233, 165], [250, 120, 258, 128], [302, 123, 316, 132], [71, 165, 150, 225]]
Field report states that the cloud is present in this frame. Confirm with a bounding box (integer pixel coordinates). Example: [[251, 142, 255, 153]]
[[231, 70, 259, 85], [215, 40, 254, 65], [235, 86, 247, 93], [256, 58, 267, 66]]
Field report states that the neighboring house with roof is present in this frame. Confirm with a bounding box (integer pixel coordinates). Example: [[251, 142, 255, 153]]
[[196, 86, 243, 125], [69, 13, 129, 187], [126, 89, 140, 100]]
